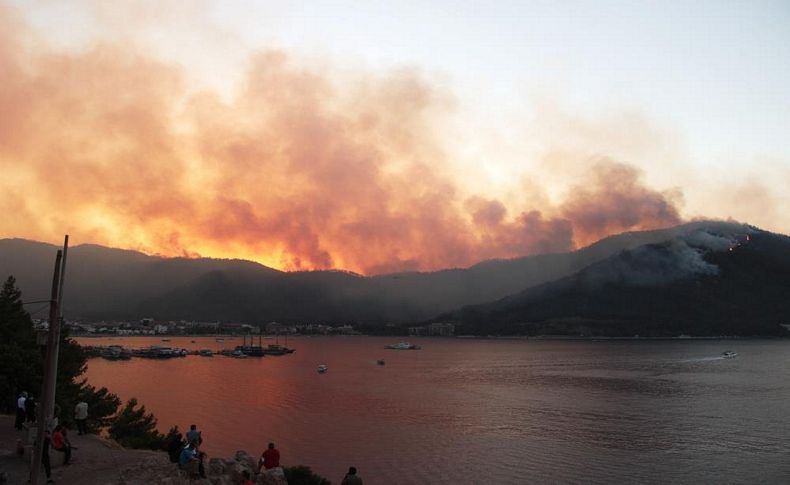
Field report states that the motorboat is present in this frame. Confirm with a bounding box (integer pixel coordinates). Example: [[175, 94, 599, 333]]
[[317, 364, 328, 373], [722, 350, 738, 359], [198, 349, 214, 357], [231, 349, 248, 358], [376, 359, 385, 366], [385, 342, 421, 350]]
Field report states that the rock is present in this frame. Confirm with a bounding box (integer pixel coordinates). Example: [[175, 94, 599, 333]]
[[234, 450, 258, 471], [209, 475, 235, 485], [258, 467, 288, 485], [207, 457, 227, 476], [228, 460, 255, 484]]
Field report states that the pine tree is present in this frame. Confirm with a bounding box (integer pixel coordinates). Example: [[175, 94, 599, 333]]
[[108, 398, 167, 449], [0, 276, 44, 412]]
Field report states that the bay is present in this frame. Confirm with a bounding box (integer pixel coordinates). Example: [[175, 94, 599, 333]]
[[78, 336, 790, 484]]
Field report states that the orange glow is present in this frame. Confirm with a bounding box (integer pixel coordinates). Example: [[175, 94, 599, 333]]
[[0, 6, 685, 274]]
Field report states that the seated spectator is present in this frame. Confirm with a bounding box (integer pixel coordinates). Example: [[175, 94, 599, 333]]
[[258, 442, 280, 472], [51, 425, 72, 465], [342, 466, 363, 485], [186, 424, 203, 446], [178, 442, 206, 478]]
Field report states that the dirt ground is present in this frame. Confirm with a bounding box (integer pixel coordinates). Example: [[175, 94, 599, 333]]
[[0, 415, 171, 484]]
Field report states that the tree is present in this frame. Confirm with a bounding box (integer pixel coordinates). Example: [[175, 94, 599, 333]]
[[108, 398, 167, 449], [164, 426, 186, 462], [0, 276, 44, 413], [0, 274, 121, 427]]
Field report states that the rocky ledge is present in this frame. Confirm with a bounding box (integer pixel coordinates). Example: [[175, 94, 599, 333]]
[[118, 450, 288, 485]]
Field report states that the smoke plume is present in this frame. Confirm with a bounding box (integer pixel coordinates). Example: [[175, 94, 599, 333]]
[[0, 6, 686, 274]]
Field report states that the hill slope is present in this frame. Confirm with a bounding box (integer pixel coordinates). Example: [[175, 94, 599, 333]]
[[440, 228, 790, 336]]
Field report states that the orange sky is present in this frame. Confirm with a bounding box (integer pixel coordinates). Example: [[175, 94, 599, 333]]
[[1, 4, 786, 275]]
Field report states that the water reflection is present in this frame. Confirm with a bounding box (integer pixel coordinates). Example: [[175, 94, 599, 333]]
[[80, 337, 790, 484]]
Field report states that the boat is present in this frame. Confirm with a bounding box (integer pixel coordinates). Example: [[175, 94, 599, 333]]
[[215, 338, 224, 342], [101, 345, 131, 360], [317, 364, 328, 373], [722, 351, 738, 359], [198, 349, 214, 357], [231, 349, 248, 358], [161, 338, 171, 342], [262, 344, 295, 356], [385, 342, 421, 350], [376, 359, 385, 366]]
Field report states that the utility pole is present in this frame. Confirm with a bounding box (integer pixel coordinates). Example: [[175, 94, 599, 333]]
[[30, 235, 68, 485]]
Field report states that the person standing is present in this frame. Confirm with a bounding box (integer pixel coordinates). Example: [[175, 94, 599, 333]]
[[341, 466, 363, 485], [15, 392, 27, 429], [74, 399, 89, 435], [25, 395, 37, 424], [41, 429, 54, 483], [258, 442, 280, 472]]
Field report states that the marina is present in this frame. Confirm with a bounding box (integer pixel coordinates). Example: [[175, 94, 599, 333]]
[[82, 335, 296, 360]]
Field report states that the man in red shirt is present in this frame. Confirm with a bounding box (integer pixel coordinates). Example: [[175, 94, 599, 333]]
[[258, 442, 280, 472]]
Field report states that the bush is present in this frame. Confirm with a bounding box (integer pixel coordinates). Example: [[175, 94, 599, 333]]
[[284, 465, 332, 485]]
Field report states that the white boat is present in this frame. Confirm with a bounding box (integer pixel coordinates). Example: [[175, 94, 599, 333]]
[[385, 342, 421, 350], [722, 351, 737, 359], [317, 364, 328, 373]]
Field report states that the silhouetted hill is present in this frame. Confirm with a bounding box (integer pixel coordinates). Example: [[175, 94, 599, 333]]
[[1, 221, 777, 330], [439, 228, 790, 337]]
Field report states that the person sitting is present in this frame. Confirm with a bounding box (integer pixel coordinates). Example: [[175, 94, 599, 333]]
[[178, 442, 206, 478], [51, 425, 72, 465], [186, 424, 202, 446], [257, 442, 280, 472], [341, 466, 363, 485]]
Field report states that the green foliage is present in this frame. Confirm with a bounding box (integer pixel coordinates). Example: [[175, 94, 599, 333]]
[[164, 426, 186, 463], [0, 274, 121, 426], [108, 398, 167, 450], [283, 466, 332, 485], [0, 276, 44, 413]]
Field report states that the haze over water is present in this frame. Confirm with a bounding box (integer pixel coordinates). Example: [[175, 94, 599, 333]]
[[80, 337, 790, 484]]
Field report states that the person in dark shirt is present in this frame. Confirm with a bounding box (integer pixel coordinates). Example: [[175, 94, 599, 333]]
[[186, 424, 202, 446], [41, 430, 54, 483], [178, 442, 206, 478], [341, 466, 363, 485], [25, 396, 37, 424], [258, 442, 280, 472]]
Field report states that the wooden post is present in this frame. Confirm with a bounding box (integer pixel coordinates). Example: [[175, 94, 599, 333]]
[[30, 247, 64, 485]]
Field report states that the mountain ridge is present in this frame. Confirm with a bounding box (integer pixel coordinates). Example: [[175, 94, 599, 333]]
[[2, 220, 783, 334]]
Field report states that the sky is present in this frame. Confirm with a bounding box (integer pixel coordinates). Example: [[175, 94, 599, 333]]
[[1, 0, 788, 274]]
